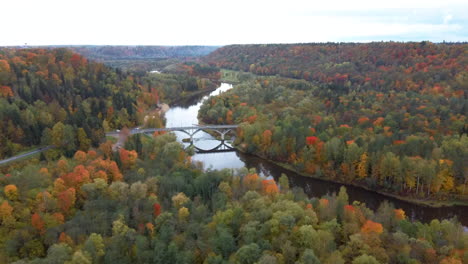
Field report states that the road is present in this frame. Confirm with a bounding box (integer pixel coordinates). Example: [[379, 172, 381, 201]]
[[0, 145, 55, 166]]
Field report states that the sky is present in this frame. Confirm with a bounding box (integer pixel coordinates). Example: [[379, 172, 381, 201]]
[[1, 0, 468, 46]]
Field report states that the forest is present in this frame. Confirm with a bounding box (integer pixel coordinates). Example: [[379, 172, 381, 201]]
[[0, 48, 217, 160], [200, 42, 467, 204], [1, 133, 467, 264], [0, 44, 466, 263]]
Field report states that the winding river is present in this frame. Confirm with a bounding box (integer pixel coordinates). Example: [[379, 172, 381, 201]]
[[164, 83, 468, 226]]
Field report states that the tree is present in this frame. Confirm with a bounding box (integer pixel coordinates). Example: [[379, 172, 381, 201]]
[[361, 220, 383, 234], [0, 201, 14, 226], [235, 243, 261, 264], [4, 184, 18, 200], [99, 141, 113, 159], [119, 148, 138, 170], [172, 192, 189, 208], [379, 152, 401, 185], [31, 213, 45, 234], [356, 152, 369, 179], [44, 243, 73, 264], [394, 209, 406, 221], [212, 226, 236, 258], [279, 173, 290, 192], [58, 188, 76, 214], [243, 173, 261, 191], [77, 128, 91, 151], [73, 150, 87, 163], [68, 250, 92, 264], [262, 129, 272, 148], [298, 249, 321, 264], [352, 254, 381, 264], [178, 207, 190, 222], [262, 179, 279, 195], [153, 203, 162, 217], [83, 233, 105, 263]]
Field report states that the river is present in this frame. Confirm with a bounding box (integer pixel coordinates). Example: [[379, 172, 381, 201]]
[[164, 82, 468, 226]]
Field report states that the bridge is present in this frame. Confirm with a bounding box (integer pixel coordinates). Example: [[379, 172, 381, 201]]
[[108, 125, 239, 142]]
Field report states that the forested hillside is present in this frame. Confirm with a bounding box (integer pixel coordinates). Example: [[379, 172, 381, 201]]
[[0, 48, 146, 159], [204, 42, 467, 95], [0, 48, 219, 160], [199, 42, 468, 203], [1, 133, 466, 264]]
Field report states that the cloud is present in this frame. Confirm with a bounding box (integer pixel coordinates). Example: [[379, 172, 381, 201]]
[[444, 14, 454, 24], [1, 0, 467, 45]]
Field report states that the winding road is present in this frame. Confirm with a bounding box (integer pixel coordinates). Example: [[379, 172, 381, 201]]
[[0, 145, 55, 166]]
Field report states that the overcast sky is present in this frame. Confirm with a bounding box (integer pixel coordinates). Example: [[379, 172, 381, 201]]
[[2, 0, 468, 46]]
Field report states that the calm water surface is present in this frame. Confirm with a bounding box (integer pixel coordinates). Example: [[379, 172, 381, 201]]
[[164, 83, 468, 226]]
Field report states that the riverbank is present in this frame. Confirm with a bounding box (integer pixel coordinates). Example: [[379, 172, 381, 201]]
[[235, 147, 468, 208], [170, 87, 218, 106]]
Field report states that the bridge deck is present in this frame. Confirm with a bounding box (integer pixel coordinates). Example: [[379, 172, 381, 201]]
[[107, 125, 239, 135]]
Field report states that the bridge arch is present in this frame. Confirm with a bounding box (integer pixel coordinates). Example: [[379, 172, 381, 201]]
[[186, 140, 235, 154]]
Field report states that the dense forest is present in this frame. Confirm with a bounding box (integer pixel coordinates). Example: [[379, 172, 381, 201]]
[[199, 42, 467, 204], [0, 44, 466, 263], [0, 133, 467, 264], [0, 48, 218, 160], [204, 42, 467, 93]]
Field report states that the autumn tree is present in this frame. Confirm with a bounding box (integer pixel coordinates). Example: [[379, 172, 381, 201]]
[[4, 184, 18, 200]]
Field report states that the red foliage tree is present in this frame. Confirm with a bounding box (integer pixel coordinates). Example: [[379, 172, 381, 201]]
[[31, 213, 45, 234], [153, 203, 161, 217], [58, 188, 76, 213], [306, 136, 318, 146]]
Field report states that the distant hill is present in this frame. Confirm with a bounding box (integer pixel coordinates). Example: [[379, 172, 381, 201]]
[[203, 42, 468, 93], [59, 46, 221, 72], [69, 45, 220, 60]]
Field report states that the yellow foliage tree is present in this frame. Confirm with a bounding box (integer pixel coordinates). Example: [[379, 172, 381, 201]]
[[172, 192, 189, 208], [357, 153, 368, 179], [178, 207, 190, 222], [4, 184, 18, 200]]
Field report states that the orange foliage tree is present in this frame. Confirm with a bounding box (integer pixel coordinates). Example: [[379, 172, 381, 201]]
[[394, 209, 406, 221], [0, 86, 13, 97], [361, 220, 383, 234], [0, 201, 13, 221], [119, 148, 138, 170], [243, 173, 261, 191], [74, 150, 87, 163], [261, 179, 279, 195]]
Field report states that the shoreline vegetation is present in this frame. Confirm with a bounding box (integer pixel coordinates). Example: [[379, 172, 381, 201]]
[[236, 146, 468, 208]]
